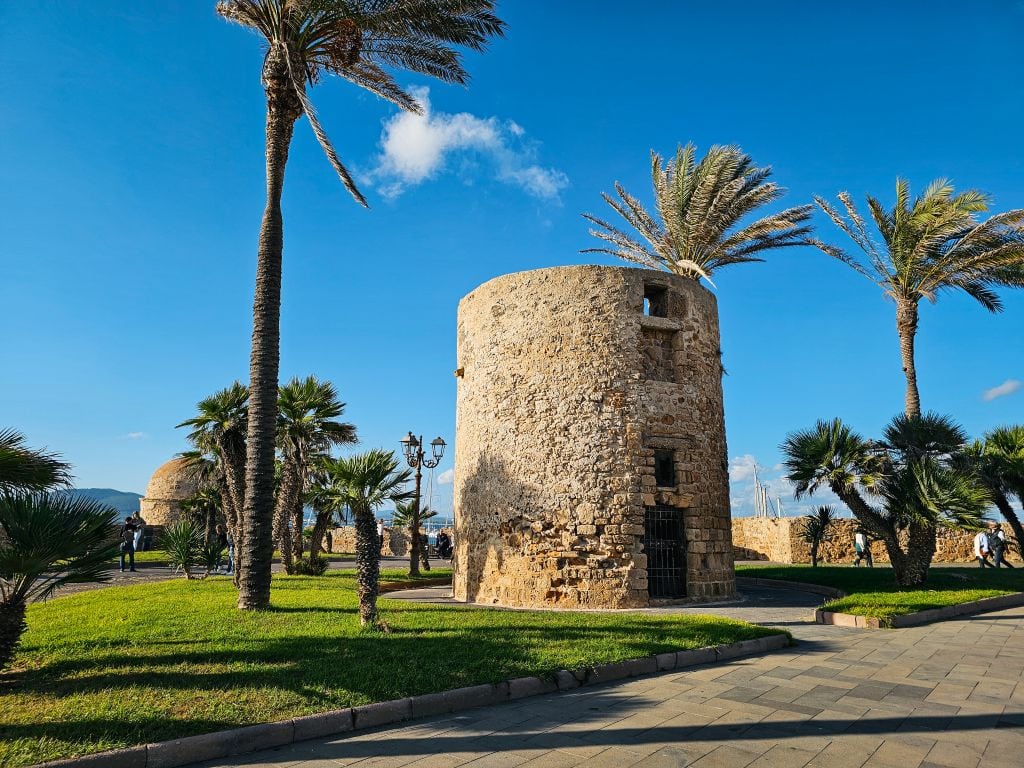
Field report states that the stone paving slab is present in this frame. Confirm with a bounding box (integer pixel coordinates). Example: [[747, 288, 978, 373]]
[[190, 602, 1024, 768]]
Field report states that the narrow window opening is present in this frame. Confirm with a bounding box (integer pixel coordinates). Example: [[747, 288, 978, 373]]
[[654, 450, 675, 488], [643, 285, 668, 317]]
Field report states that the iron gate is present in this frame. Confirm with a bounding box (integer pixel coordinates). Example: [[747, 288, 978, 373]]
[[643, 505, 686, 599]]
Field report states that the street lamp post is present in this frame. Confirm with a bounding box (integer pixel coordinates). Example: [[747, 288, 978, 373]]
[[400, 432, 446, 576]]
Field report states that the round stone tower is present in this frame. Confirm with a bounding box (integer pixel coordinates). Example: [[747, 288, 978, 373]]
[[452, 265, 735, 609], [138, 457, 197, 526]]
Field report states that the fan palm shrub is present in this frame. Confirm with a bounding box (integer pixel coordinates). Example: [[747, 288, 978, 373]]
[[315, 450, 412, 627], [274, 376, 356, 572], [0, 429, 70, 493], [812, 180, 1024, 417], [0, 492, 119, 669], [798, 505, 836, 567], [582, 143, 813, 282], [393, 501, 437, 574], [160, 519, 207, 579], [782, 413, 989, 586], [217, 0, 505, 611]]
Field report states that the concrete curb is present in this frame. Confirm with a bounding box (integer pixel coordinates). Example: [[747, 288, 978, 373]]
[[31, 633, 788, 768], [816, 591, 1024, 629]]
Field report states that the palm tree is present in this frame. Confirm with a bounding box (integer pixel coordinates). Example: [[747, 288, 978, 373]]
[[318, 450, 412, 627], [304, 459, 347, 560], [217, 0, 505, 611], [981, 426, 1024, 556], [274, 376, 357, 572], [812, 180, 1024, 417], [0, 492, 119, 669], [180, 485, 223, 545], [798, 505, 836, 567], [582, 143, 813, 282], [0, 429, 70, 493], [393, 501, 438, 574], [782, 413, 989, 587], [178, 383, 249, 582]]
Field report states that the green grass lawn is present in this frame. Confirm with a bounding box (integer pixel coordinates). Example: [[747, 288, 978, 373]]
[[114, 549, 357, 565], [738, 564, 1024, 623], [1, 570, 779, 767]]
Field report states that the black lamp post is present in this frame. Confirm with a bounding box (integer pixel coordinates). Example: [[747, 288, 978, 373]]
[[399, 432, 446, 575]]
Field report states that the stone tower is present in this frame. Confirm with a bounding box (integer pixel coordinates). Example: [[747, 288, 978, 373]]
[[138, 457, 197, 526], [452, 265, 735, 609]]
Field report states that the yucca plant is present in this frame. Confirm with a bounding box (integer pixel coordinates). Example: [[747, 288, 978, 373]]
[[798, 505, 836, 567], [582, 143, 813, 283], [217, 0, 505, 611], [812, 180, 1024, 417], [0, 492, 119, 669], [160, 519, 206, 580]]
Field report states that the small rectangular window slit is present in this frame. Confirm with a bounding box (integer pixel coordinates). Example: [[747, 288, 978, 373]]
[[654, 450, 675, 488], [643, 285, 668, 317]]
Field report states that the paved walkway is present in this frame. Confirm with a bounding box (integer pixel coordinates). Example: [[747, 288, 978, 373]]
[[188, 597, 1024, 768]]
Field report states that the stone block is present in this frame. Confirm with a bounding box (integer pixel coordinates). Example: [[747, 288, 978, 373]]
[[508, 676, 558, 699], [410, 692, 451, 718], [353, 698, 412, 730], [555, 669, 580, 690], [33, 747, 148, 768], [147, 722, 293, 768], [656, 652, 677, 671], [444, 683, 507, 711], [292, 708, 354, 741]]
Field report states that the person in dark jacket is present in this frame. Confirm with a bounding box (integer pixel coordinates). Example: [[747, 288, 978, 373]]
[[119, 515, 138, 572]]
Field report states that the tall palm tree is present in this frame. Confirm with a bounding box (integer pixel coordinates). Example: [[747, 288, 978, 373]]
[[582, 143, 813, 282], [217, 0, 505, 611], [393, 500, 438, 574], [812, 180, 1024, 417], [178, 383, 249, 581], [304, 458, 348, 560], [0, 492, 119, 669], [0, 429, 70, 493], [318, 450, 412, 627], [782, 413, 989, 586]]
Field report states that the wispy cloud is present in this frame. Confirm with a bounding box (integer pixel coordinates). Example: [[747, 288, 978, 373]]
[[121, 432, 146, 440], [728, 453, 842, 518], [366, 87, 568, 201], [436, 468, 454, 485], [983, 378, 1021, 402]]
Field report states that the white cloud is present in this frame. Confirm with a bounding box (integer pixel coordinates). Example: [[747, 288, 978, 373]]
[[728, 454, 759, 483], [436, 468, 454, 485], [121, 432, 146, 440], [983, 379, 1021, 402], [366, 87, 568, 201]]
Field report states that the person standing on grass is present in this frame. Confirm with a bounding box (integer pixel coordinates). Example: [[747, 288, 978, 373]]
[[119, 515, 138, 572], [853, 529, 873, 567], [131, 510, 146, 551], [988, 523, 1015, 569], [974, 528, 993, 568], [377, 518, 385, 555]]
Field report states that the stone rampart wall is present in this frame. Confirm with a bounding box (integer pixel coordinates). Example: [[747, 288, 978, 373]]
[[732, 517, 980, 564]]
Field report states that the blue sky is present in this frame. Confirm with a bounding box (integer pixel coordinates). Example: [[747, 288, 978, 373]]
[[2, 1, 1022, 518]]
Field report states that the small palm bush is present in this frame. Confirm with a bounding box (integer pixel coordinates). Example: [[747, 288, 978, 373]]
[[160, 520, 205, 579], [798, 505, 836, 567], [0, 492, 118, 669], [291, 556, 329, 576]]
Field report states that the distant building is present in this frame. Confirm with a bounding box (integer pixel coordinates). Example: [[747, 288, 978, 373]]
[[138, 457, 197, 526]]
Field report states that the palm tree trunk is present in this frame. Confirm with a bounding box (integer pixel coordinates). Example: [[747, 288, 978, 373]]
[[995, 488, 1024, 558], [896, 299, 921, 418], [0, 599, 28, 670], [408, 521, 421, 577], [218, 475, 243, 586], [810, 542, 818, 567], [238, 48, 301, 611], [272, 459, 301, 573], [355, 506, 381, 627], [895, 522, 935, 587], [309, 509, 331, 561], [292, 494, 305, 560]]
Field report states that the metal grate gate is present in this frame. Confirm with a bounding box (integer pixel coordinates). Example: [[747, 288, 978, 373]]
[[643, 505, 687, 599]]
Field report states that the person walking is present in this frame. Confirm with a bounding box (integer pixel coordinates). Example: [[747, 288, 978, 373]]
[[377, 518, 386, 555], [853, 529, 873, 567], [131, 511, 147, 552], [119, 515, 138, 572], [989, 523, 1015, 569], [974, 528, 993, 568]]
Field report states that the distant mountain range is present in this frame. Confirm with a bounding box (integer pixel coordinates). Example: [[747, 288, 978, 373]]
[[67, 488, 143, 515]]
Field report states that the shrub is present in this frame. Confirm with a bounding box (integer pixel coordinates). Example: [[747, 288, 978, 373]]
[[291, 555, 329, 576]]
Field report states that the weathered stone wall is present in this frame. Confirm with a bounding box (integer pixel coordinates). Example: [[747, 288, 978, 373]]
[[453, 265, 735, 609], [326, 526, 454, 557], [138, 457, 197, 527], [732, 517, 982, 564]]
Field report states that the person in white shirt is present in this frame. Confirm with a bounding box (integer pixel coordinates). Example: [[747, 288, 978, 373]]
[[131, 511, 147, 552], [974, 529, 993, 568], [377, 519, 385, 555], [853, 530, 873, 567]]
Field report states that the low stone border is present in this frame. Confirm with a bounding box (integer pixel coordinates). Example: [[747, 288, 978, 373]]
[[378, 577, 452, 594], [817, 591, 1024, 629], [31, 634, 789, 768]]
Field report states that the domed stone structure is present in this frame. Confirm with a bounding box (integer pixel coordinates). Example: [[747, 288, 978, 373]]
[[138, 457, 198, 526], [452, 265, 735, 609]]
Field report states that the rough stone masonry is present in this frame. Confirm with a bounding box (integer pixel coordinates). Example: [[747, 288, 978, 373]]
[[452, 265, 736, 608]]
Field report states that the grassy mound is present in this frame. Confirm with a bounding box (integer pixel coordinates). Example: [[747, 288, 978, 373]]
[[1, 569, 778, 766], [738, 564, 1023, 623]]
